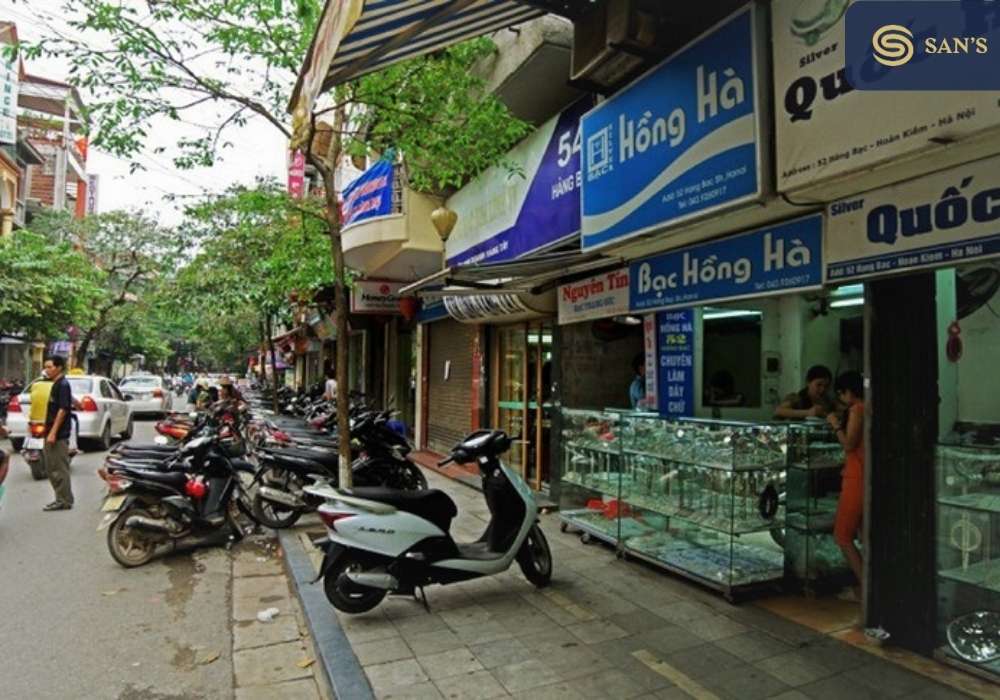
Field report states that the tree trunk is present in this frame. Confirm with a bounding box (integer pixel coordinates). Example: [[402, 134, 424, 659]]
[[311, 107, 352, 488], [75, 328, 97, 370], [265, 313, 280, 414]]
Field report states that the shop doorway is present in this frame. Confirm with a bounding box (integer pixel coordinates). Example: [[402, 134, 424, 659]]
[[493, 321, 553, 491]]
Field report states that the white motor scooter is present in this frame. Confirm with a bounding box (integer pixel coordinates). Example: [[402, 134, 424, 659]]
[[305, 429, 552, 613]]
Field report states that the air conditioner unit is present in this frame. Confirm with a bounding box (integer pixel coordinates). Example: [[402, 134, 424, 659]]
[[571, 0, 658, 89]]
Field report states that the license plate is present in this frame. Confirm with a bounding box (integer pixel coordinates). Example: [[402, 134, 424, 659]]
[[25, 437, 44, 450], [101, 494, 127, 512]]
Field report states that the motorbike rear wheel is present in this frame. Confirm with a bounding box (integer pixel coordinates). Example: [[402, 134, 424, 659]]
[[251, 491, 302, 529], [107, 507, 158, 568], [516, 524, 552, 588], [323, 553, 387, 614], [28, 458, 46, 481]]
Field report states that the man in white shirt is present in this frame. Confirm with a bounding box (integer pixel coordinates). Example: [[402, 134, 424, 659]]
[[323, 369, 337, 402]]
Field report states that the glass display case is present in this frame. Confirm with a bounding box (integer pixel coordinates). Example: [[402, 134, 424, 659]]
[[617, 416, 788, 600], [785, 423, 852, 591], [935, 442, 1000, 681], [557, 409, 623, 546]]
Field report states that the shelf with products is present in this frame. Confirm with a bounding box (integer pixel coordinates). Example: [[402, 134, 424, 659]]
[[784, 422, 851, 590], [935, 439, 1000, 683], [616, 415, 787, 597], [558, 408, 624, 545]]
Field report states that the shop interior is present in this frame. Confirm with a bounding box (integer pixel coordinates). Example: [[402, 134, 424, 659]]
[[933, 260, 1000, 681], [557, 282, 866, 604]]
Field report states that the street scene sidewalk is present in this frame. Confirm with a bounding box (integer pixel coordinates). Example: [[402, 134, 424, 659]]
[[284, 469, 995, 700]]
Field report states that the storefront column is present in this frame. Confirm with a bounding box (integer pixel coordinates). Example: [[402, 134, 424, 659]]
[[866, 272, 939, 654], [548, 323, 564, 505]]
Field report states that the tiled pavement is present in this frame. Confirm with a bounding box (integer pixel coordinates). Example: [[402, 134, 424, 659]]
[[294, 471, 985, 700]]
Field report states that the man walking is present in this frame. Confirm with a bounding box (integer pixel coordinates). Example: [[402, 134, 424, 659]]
[[42, 355, 74, 511]]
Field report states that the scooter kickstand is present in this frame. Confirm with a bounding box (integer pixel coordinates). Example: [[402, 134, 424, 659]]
[[416, 586, 431, 613]]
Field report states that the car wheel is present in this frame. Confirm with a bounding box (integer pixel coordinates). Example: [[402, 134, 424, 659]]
[[98, 422, 112, 451], [10, 437, 23, 451]]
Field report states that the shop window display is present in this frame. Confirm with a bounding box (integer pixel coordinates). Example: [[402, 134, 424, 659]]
[[558, 408, 624, 545], [936, 261, 1000, 680]]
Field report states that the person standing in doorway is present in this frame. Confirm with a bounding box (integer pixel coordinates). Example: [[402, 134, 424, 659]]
[[323, 367, 337, 403], [42, 355, 74, 511], [828, 370, 865, 598], [629, 354, 645, 409]]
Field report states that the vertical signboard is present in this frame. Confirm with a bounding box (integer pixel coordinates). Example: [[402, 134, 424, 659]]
[[657, 310, 695, 418], [342, 159, 396, 227], [642, 314, 658, 410], [0, 50, 18, 144], [86, 174, 99, 215], [287, 150, 306, 199]]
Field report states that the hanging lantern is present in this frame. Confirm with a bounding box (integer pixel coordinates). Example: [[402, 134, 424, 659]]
[[399, 296, 420, 321], [431, 206, 458, 242]]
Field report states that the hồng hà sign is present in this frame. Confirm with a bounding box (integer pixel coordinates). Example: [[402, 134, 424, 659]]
[[580, 5, 767, 251], [629, 214, 824, 312]]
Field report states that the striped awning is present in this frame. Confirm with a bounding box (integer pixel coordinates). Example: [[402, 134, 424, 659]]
[[292, 0, 543, 117]]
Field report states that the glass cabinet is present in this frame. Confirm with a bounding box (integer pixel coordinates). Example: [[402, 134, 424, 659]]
[[785, 424, 852, 591], [558, 410, 789, 600], [557, 409, 623, 546], [936, 441, 1000, 681]]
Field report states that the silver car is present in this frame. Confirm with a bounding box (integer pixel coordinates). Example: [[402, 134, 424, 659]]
[[5, 374, 134, 451], [118, 375, 174, 416]]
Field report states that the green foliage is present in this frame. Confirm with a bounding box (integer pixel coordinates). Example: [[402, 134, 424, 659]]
[[0, 229, 103, 340]]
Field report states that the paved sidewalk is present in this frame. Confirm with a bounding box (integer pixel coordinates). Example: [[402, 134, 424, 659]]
[[292, 471, 986, 700], [230, 535, 331, 699]]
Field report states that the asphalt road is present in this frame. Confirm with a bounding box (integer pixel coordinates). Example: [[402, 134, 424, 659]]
[[0, 418, 235, 700]]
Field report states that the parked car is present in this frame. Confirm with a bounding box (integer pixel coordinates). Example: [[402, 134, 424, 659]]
[[6, 375, 133, 452], [118, 374, 173, 417]]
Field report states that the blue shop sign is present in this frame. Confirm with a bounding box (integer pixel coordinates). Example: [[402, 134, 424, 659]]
[[342, 159, 395, 228], [580, 5, 766, 251], [630, 214, 824, 312], [447, 98, 594, 266], [657, 309, 695, 418]]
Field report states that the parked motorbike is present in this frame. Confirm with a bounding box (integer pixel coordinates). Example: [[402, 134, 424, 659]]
[[98, 430, 257, 567], [307, 429, 551, 614], [249, 412, 427, 529], [0, 448, 9, 512]]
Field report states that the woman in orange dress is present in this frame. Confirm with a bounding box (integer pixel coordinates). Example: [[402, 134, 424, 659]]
[[828, 371, 865, 595]]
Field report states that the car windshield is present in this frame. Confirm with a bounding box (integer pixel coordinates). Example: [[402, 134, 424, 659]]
[[121, 377, 159, 388]]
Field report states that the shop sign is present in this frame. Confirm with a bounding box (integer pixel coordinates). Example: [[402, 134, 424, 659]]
[[416, 297, 448, 324], [630, 214, 824, 312], [657, 310, 695, 418], [342, 159, 396, 228], [0, 52, 18, 144], [446, 98, 594, 266], [350, 279, 405, 314], [772, 0, 1000, 192], [85, 175, 99, 215], [827, 156, 1000, 282], [287, 150, 306, 199], [580, 6, 766, 251], [557, 268, 629, 325]]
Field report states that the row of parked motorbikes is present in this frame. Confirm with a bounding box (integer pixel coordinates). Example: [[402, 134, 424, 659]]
[[97, 386, 552, 614]]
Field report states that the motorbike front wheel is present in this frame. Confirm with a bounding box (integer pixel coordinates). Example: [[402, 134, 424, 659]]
[[323, 552, 388, 614], [516, 524, 552, 588], [107, 507, 158, 568]]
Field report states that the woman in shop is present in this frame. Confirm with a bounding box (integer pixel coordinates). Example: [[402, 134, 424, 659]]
[[828, 370, 865, 598], [773, 365, 834, 419], [629, 354, 645, 409]]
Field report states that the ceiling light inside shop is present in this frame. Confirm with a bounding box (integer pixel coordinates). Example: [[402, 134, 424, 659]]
[[702, 309, 763, 320], [829, 298, 864, 308], [830, 284, 864, 297], [613, 315, 643, 325]]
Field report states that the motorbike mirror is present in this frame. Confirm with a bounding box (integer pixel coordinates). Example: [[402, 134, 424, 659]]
[[189, 412, 199, 420], [154, 435, 169, 445]]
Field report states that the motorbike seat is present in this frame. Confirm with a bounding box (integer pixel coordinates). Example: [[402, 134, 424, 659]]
[[113, 443, 177, 454], [122, 468, 189, 487], [350, 488, 457, 533], [260, 448, 333, 473], [267, 447, 339, 469]]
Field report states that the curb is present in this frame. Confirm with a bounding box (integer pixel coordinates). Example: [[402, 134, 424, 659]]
[[278, 529, 374, 700]]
